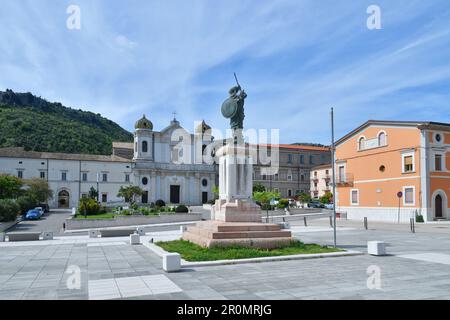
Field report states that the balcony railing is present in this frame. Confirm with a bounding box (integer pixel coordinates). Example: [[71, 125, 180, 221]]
[[323, 175, 331, 181], [335, 173, 354, 186]]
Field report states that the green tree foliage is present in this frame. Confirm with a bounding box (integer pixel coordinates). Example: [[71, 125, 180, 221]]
[[24, 178, 53, 203], [253, 183, 266, 193], [277, 198, 289, 209], [0, 199, 20, 222], [88, 187, 98, 200], [212, 185, 219, 199], [319, 192, 333, 204], [253, 191, 281, 205], [78, 198, 100, 215], [298, 192, 312, 203], [0, 174, 23, 199], [0, 90, 132, 155], [16, 195, 38, 214], [117, 185, 144, 204]]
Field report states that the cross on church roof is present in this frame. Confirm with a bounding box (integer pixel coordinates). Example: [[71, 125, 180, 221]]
[[172, 111, 177, 120]]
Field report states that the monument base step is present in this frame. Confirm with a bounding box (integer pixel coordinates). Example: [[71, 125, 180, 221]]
[[182, 221, 293, 249]]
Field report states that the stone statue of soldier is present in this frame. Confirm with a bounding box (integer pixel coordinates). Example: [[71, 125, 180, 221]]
[[221, 75, 247, 144]]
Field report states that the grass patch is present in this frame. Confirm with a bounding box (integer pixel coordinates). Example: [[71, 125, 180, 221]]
[[156, 239, 342, 262], [74, 213, 117, 219]]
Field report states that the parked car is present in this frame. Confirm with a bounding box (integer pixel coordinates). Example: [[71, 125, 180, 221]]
[[25, 209, 41, 220], [324, 203, 334, 209], [308, 201, 325, 208], [34, 207, 44, 217], [38, 203, 50, 213]]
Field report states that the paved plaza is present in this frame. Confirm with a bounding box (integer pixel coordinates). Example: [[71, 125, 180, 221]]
[[2, 218, 450, 300]]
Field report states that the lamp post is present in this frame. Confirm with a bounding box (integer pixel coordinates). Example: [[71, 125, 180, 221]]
[[330, 107, 337, 248], [96, 173, 100, 202]]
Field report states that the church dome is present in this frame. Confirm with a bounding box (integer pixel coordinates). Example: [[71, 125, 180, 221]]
[[196, 120, 211, 134], [135, 114, 153, 130]]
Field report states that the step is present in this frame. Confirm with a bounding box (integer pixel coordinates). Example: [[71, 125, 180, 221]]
[[194, 221, 281, 232], [186, 226, 291, 239]]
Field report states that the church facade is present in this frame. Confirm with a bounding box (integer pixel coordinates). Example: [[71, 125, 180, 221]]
[[0, 115, 217, 208]]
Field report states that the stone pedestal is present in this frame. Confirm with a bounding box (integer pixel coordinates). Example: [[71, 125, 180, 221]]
[[182, 143, 293, 249]]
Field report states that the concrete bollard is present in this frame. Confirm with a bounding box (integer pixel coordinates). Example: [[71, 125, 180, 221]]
[[180, 225, 187, 232], [89, 229, 99, 238], [0, 233, 4, 242], [136, 227, 145, 236], [42, 231, 53, 240], [163, 253, 181, 272], [130, 233, 140, 245], [367, 241, 386, 256]]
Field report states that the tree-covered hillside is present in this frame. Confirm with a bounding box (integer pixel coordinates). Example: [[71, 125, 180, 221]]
[[0, 89, 133, 155]]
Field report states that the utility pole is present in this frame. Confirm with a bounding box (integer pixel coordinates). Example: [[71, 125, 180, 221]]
[[331, 108, 337, 248]]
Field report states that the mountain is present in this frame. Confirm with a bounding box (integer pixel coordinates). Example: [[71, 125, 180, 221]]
[[0, 89, 133, 155]]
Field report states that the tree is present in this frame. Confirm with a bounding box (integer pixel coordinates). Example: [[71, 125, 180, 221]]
[[253, 191, 281, 206], [0, 174, 23, 199], [117, 185, 144, 205], [253, 183, 266, 193], [320, 192, 333, 204], [298, 192, 311, 203], [212, 185, 219, 199], [24, 178, 53, 203], [88, 187, 98, 200]]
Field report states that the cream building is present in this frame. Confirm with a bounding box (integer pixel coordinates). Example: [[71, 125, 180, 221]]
[[0, 115, 217, 208], [310, 164, 332, 199]]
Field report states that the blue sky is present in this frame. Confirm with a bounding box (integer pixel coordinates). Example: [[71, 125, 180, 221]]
[[1, 0, 449, 144]]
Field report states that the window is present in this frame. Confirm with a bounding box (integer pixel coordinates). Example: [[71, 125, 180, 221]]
[[403, 187, 415, 206], [142, 140, 148, 153], [40, 171, 45, 179], [287, 154, 293, 164], [325, 170, 329, 175], [314, 182, 318, 188], [61, 172, 67, 181], [314, 171, 317, 177], [299, 155, 304, 164], [202, 179, 208, 187], [435, 133, 442, 143], [101, 193, 107, 203], [142, 177, 148, 185], [358, 137, 365, 150], [338, 165, 345, 182], [287, 174, 292, 181], [351, 189, 359, 205], [82, 173, 87, 181], [288, 189, 292, 197], [102, 173, 108, 182], [402, 154, 414, 173], [300, 174, 304, 181], [309, 155, 314, 164], [274, 173, 279, 181], [435, 154, 442, 171], [81, 193, 88, 199], [125, 174, 130, 182], [262, 174, 267, 181], [18, 170, 23, 179], [378, 132, 387, 146]]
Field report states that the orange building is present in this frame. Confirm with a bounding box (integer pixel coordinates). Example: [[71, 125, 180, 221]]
[[334, 120, 450, 223]]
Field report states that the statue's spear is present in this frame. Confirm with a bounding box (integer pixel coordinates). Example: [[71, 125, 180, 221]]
[[234, 72, 241, 89]]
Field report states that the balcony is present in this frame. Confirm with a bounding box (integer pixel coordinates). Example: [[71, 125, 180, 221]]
[[323, 175, 331, 181], [335, 173, 354, 186], [311, 176, 319, 182]]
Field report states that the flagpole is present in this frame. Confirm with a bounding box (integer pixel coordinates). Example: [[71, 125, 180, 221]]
[[331, 107, 337, 248]]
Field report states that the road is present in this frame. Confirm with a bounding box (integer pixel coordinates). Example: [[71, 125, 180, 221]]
[[7, 209, 72, 236]]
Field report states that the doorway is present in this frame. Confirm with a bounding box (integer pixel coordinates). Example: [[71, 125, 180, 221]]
[[58, 190, 70, 208], [142, 191, 148, 204], [435, 194, 443, 218], [202, 192, 208, 204], [170, 185, 180, 204]]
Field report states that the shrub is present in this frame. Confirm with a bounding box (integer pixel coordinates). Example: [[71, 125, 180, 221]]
[[175, 205, 189, 213], [16, 195, 38, 214], [277, 199, 289, 209], [416, 215, 424, 223], [155, 199, 166, 207], [0, 199, 20, 222], [122, 209, 132, 216], [78, 198, 100, 215]]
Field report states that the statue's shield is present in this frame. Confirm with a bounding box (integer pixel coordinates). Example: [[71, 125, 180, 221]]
[[221, 98, 237, 119]]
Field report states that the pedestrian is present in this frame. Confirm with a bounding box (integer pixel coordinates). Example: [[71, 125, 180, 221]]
[[62, 222, 66, 231]]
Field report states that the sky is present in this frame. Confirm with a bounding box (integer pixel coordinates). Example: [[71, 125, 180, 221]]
[[1, 0, 450, 145]]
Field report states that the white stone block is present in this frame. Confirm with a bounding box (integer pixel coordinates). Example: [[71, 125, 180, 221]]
[[130, 234, 140, 245], [180, 225, 187, 232], [136, 227, 145, 236], [89, 229, 100, 238], [42, 231, 53, 240], [368, 241, 386, 256], [0, 233, 4, 242], [163, 253, 181, 272]]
